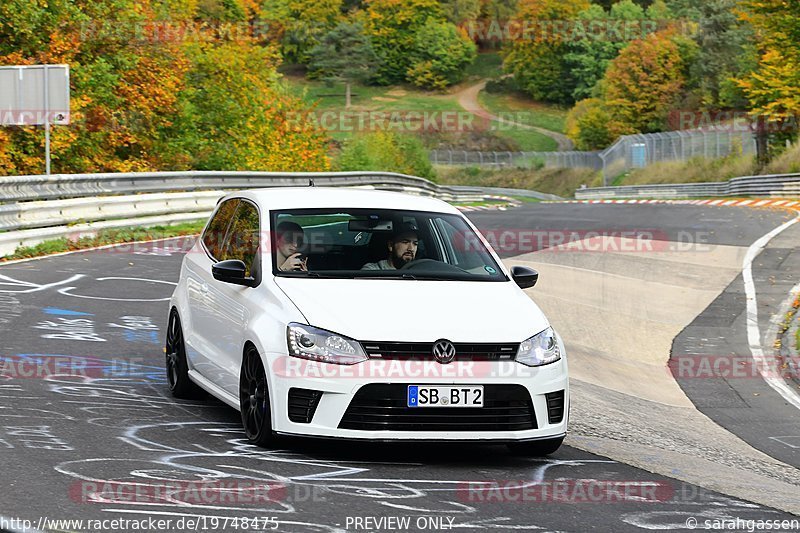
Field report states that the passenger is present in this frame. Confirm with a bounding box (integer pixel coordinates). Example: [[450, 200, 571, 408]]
[[275, 221, 308, 271], [362, 222, 419, 270]]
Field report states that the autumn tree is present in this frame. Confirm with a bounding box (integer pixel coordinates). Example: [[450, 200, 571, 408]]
[[442, 0, 482, 26], [0, 0, 332, 175], [406, 19, 477, 90], [177, 41, 330, 171], [737, 0, 800, 164], [565, 98, 619, 150], [363, 0, 445, 84], [338, 131, 435, 179], [602, 29, 694, 133], [307, 22, 382, 108], [563, 0, 660, 102], [501, 0, 590, 104], [261, 0, 343, 64], [690, 0, 752, 109]]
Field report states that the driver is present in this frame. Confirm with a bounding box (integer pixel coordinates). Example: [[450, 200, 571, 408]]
[[362, 222, 419, 270]]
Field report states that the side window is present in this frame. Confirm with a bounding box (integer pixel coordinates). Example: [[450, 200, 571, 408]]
[[202, 199, 239, 259], [220, 201, 261, 277], [435, 218, 480, 269]]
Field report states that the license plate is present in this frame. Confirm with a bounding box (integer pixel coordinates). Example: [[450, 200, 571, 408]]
[[407, 385, 484, 408]]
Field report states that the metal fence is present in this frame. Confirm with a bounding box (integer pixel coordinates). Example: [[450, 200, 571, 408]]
[[599, 130, 756, 184], [430, 150, 603, 171], [431, 129, 758, 184]]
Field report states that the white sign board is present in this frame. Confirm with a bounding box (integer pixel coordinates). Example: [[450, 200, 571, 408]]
[[0, 64, 70, 126]]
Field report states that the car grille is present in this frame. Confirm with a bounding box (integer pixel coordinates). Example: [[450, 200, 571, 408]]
[[361, 342, 519, 361], [338, 384, 537, 432], [288, 388, 323, 424], [545, 390, 565, 424]]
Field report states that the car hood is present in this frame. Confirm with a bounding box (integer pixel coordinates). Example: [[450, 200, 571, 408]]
[[273, 277, 549, 343]]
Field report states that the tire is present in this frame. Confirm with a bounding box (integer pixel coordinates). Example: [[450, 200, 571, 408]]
[[165, 309, 202, 399], [507, 436, 564, 457], [239, 345, 276, 447]]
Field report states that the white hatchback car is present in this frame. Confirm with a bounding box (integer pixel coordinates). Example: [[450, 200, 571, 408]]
[[167, 188, 568, 455]]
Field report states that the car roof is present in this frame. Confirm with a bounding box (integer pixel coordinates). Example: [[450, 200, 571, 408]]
[[224, 187, 461, 215]]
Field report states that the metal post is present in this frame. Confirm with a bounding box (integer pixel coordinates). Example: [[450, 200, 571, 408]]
[[45, 120, 51, 175], [44, 65, 51, 175]]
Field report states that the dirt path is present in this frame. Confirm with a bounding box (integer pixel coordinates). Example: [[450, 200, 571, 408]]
[[455, 80, 575, 151]]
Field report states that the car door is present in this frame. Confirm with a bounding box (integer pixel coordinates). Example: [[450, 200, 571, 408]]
[[204, 199, 262, 395], [184, 198, 239, 378]]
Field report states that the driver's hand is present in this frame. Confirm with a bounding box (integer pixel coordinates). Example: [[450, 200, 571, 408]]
[[281, 253, 307, 271]]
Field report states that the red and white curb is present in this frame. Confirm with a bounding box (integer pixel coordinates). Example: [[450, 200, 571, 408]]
[[559, 198, 799, 209]]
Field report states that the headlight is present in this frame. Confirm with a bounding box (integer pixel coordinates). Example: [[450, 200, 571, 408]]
[[515, 327, 561, 367], [286, 323, 368, 365]]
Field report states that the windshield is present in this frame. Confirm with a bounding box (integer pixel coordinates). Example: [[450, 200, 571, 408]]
[[270, 208, 507, 282]]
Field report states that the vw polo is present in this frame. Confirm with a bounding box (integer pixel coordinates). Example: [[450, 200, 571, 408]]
[[166, 188, 568, 455]]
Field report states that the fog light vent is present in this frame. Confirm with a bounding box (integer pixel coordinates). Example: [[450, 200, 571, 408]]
[[545, 390, 565, 424], [288, 388, 323, 423]]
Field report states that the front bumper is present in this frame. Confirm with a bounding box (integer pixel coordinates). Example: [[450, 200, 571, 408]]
[[263, 353, 569, 441]]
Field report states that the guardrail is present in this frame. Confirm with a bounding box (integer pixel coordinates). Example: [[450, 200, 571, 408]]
[[0, 170, 479, 203], [575, 173, 800, 200], [0, 171, 508, 257]]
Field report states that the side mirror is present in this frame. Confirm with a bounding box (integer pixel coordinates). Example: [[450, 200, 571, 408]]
[[511, 265, 539, 289], [212, 260, 255, 287]]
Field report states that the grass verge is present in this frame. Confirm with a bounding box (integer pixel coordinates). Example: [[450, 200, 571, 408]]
[[463, 52, 503, 82], [452, 199, 508, 208], [437, 165, 599, 198], [1, 221, 206, 262], [492, 127, 558, 152], [478, 90, 568, 133], [614, 143, 800, 187], [510, 195, 542, 203], [282, 76, 464, 143]]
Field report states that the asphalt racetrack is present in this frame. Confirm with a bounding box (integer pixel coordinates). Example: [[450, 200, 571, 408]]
[[0, 202, 798, 532]]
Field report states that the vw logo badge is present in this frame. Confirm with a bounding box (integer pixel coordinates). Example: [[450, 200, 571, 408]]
[[432, 339, 456, 364]]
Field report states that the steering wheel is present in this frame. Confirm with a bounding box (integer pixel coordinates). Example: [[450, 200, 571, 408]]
[[399, 258, 438, 270], [399, 258, 470, 274]]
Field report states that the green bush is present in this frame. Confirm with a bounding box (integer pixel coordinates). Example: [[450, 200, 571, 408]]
[[337, 131, 436, 180], [407, 19, 477, 90]]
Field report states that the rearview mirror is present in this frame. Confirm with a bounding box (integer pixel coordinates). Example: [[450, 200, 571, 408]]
[[348, 218, 393, 232], [212, 260, 256, 287], [511, 266, 539, 289]]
